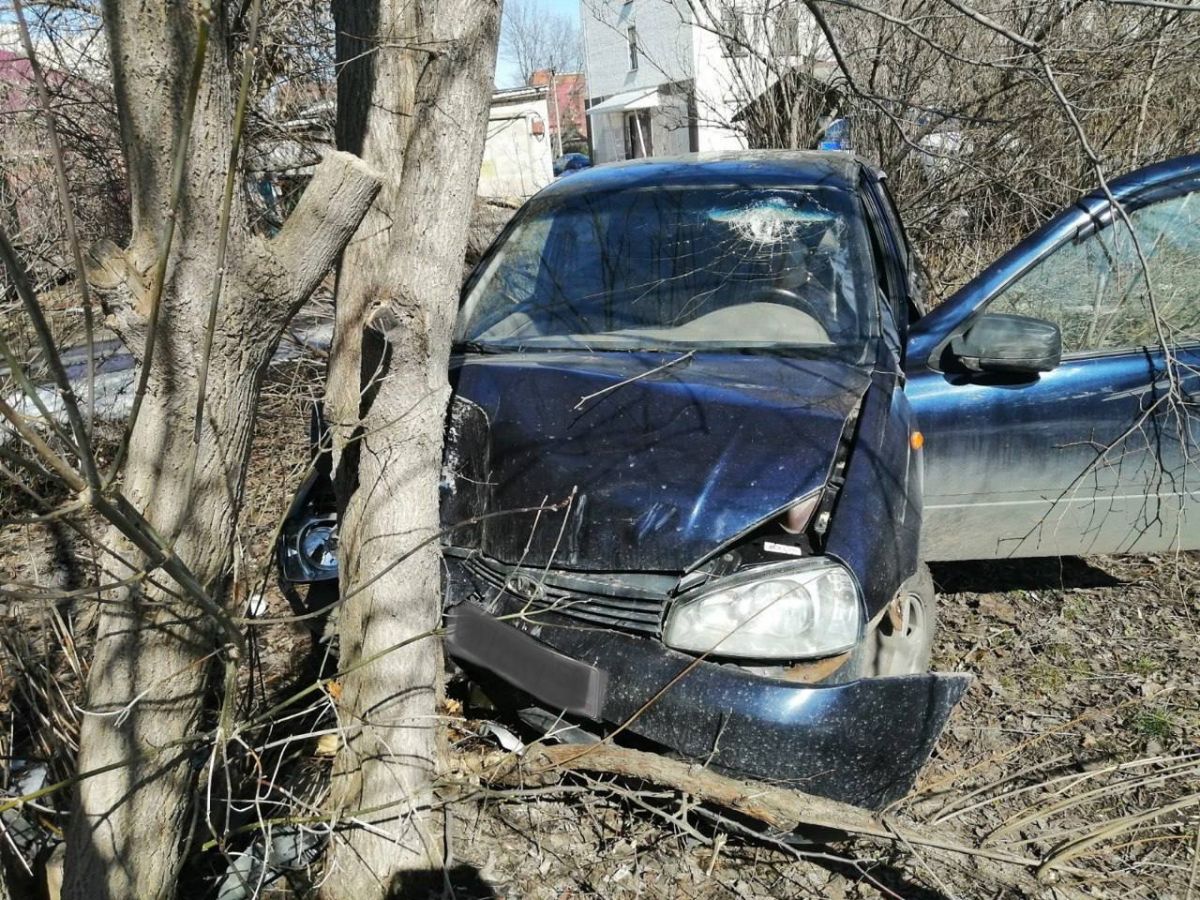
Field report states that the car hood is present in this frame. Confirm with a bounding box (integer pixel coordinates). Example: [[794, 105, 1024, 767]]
[[441, 350, 870, 572]]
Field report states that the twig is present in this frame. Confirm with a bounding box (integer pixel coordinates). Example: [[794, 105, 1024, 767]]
[[1037, 792, 1200, 876], [572, 351, 695, 411], [11, 0, 98, 434], [453, 743, 1043, 870]]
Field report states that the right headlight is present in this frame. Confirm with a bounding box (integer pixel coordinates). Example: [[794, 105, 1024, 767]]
[[663, 558, 861, 660]]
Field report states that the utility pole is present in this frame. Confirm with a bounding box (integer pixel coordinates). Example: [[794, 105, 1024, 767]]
[[549, 67, 562, 158]]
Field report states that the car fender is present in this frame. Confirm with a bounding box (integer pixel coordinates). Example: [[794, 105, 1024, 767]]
[[824, 372, 923, 621]]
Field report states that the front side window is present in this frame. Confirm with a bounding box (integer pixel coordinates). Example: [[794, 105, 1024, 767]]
[[458, 184, 878, 361], [987, 188, 1200, 354]]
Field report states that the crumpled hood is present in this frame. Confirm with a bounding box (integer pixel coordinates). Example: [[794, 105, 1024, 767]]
[[441, 351, 870, 572]]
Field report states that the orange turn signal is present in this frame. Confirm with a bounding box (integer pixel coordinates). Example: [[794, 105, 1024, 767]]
[[910, 431, 925, 450]]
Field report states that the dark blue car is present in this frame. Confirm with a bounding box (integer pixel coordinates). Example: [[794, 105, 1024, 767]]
[[282, 151, 1200, 808]]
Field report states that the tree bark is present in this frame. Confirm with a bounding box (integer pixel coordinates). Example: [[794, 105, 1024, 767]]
[[324, 0, 501, 895], [60, 4, 380, 897]]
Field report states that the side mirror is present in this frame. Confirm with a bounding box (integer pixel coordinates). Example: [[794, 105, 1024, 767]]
[[950, 313, 1062, 375]]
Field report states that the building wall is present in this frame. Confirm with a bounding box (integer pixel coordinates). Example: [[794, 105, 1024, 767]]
[[478, 95, 555, 198], [697, 2, 831, 149], [583, 0, 696, 164], [653, 88, 694, 156], [582, 1, 833, 161], [589, 111, 626, 163], [0, 49, 126, 261], [582, 0, 694, 100], [689, 7, 752, 153], [529, 70, 589, 151]]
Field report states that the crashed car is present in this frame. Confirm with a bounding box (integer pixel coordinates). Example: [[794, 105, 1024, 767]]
[[282, 151, 1200, 809]]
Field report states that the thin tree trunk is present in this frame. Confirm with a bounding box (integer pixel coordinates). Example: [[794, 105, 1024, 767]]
[[64, 159, 377, 900], [324, 0, 501, 895], [59, 2, 380, 895]]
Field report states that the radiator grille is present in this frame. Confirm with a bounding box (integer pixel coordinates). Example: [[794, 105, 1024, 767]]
[[461, 557, 667, 635]]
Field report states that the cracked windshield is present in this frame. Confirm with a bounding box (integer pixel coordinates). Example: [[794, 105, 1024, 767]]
[[457, 184, 877, 359]]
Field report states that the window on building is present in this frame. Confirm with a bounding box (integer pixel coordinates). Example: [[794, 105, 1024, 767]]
[[627, 26, 639, 70], [774, 4, 802, 56], [720, 5, 748, 57]]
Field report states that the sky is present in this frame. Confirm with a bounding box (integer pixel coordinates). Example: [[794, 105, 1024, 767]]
[[495, 0, 582, 89], [533, 0, 583, 17]]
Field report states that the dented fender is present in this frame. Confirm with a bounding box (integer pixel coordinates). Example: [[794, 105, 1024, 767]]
[[825, 371, 924, 621]]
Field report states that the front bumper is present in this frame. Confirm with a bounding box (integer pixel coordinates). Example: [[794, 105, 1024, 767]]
[[445, 561, 969, 810]]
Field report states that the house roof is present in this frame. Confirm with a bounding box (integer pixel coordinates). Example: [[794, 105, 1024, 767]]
[[586, 87, 659, 116], [491, 85, 547, 105]]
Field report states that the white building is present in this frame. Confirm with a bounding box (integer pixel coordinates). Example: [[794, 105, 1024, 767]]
[[478, 86, 556, 198], [581, 0, 831, 163]]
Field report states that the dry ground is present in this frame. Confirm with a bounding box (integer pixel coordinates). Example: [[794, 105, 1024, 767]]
[[1, 308, 1197, 899]]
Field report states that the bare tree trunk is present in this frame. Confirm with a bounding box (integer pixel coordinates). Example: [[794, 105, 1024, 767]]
[[59, 3, 379, 897], [324, 0, 501, 895]]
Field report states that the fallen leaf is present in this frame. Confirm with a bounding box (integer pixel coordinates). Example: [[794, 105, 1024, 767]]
[[315, 733, 340, 757]]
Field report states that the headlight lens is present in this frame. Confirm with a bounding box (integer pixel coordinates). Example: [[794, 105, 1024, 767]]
[[663, 559, 860, 659], [298, 519, 339, 576]]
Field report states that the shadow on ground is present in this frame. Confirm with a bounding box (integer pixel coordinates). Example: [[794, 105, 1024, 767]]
[[390, 863, 497, 899], [930, 555, 1123, 593]]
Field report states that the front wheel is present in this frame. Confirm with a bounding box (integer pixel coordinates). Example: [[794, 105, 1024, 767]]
[[859, 564, 938, 677]]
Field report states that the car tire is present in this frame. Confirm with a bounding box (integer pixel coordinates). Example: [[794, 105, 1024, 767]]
[[862, 564, 938, 677]]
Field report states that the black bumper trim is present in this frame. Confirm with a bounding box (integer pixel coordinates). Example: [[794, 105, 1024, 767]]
[[447, 603, 608, 720]]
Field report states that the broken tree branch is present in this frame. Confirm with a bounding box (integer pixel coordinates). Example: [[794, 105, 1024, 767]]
[[267, 150, 382, 315], [449, 742, 1047, 871]]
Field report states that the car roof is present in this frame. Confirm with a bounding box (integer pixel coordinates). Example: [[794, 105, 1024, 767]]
[[537, 151, 866, 199], [539, 150, 1200, 203]]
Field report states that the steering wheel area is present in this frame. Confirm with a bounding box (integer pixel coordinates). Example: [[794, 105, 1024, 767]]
[[743, 286, 825, 324]]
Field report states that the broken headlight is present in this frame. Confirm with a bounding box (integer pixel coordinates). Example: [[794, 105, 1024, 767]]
[[663, 559, 860, 660], [279, 516, 339, 582]]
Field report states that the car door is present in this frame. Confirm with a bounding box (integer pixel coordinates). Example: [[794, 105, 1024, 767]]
[[906, 155, 1200, 561]]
